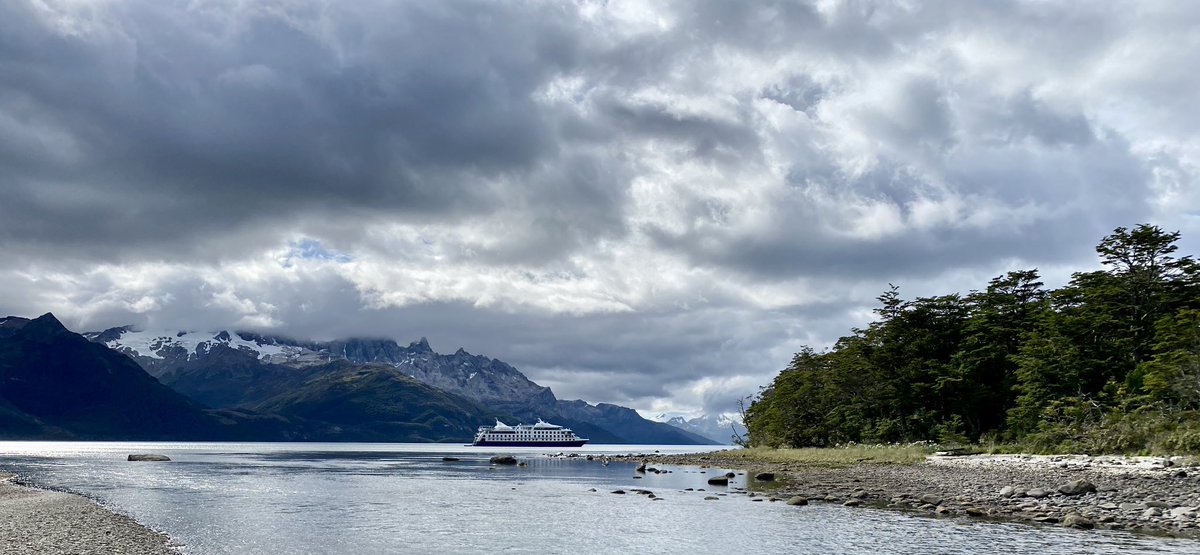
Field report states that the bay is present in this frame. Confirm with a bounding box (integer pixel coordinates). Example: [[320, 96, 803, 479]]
[[0, 442, 1194, 554]]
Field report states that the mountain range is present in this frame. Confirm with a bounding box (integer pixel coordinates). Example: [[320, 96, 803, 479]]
[[656, 414, 747, 445], [0, 313, 718, 444]]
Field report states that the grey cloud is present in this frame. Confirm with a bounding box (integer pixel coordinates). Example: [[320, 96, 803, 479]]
[[0, 1, 602, 262], [650, 134, 1154, 282], [2, 0, 1198, 417]]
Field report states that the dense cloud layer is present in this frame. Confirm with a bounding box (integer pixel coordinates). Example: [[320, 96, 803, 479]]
[[1, 0, 1197, 417]]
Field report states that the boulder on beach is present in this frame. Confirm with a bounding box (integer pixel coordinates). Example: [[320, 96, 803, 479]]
[[1062, 513, 1095, 529], [919, 493, 942, 505], [489, 455, 518, 465], [1058, 479, 1096, 496], [707, 476, 729, 486], [127, 454, 170, 462]]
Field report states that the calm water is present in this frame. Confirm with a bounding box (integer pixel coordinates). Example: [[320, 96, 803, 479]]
[[0, 442, 1196, 554]]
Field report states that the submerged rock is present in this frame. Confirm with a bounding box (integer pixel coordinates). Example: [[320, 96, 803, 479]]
[[489, 456, 518, 465], [127, 454, 170, 462]]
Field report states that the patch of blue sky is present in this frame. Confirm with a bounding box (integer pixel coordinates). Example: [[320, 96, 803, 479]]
[[283, 238, 353, 267]]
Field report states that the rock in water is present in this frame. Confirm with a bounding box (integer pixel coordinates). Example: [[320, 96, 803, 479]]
[[1058, 479, 1097, 496], [635, 462, 647, 472], [127, 454, 170, 462], [441, 457, 461, 462], [785, 496, 808, 506], [754, 472, 775, 481], [707, 477, 729, 486], [489, 455, 518, 465]]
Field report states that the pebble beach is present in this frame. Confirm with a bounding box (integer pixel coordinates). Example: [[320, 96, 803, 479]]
[[612, 451, 1200, 538], [0, 473, 176, 555]]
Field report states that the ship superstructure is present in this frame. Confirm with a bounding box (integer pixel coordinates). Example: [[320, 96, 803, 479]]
[[472, 419, 588, 447]]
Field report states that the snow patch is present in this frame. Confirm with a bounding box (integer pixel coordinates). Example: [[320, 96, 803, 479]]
[[105, 329, 293, 362]]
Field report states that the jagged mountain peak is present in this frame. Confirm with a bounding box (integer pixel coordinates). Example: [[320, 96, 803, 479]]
[[11, 313, 75, 343], [409, 337, 432, 353]]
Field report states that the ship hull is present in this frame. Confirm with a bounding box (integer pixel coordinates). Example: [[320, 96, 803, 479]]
[[472, 440, 588, 447]]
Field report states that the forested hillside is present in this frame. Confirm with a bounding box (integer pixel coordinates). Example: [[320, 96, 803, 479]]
[[746, 225, 1200, 453]]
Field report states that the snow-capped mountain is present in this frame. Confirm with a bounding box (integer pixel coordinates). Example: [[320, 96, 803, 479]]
[[658, 413, 747, 445], [81, 328, 332, 373], [84, 326, 717, 445]]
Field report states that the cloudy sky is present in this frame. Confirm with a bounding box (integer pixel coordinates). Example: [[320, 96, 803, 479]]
[[2, 0, 1198, 418]]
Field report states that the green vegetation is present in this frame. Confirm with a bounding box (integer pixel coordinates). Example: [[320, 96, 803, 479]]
[[746, 224, 1200, 455]]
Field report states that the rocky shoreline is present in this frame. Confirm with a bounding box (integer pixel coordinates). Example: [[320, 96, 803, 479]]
[[0, 472, 178, 554], [595, 451, 1200, 539]]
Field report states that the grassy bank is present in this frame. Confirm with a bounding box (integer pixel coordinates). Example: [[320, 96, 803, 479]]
[[694, 445, 931, 467]]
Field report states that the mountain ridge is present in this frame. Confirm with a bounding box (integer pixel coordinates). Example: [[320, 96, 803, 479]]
[[85, 325, 717, 444]]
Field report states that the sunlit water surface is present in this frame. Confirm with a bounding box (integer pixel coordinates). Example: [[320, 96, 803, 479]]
[[0, 442, 1195, 554]]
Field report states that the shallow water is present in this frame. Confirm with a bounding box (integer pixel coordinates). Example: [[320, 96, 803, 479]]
[[0, 442, 1195, 554]]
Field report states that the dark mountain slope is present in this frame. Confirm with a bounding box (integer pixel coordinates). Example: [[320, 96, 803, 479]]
[[555, 400, 717, 445], [252, 362, 498, 442], [0, 314, 217, 439]]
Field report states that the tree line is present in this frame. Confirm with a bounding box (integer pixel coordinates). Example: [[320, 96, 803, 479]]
[[745, 224, 1200, 453]]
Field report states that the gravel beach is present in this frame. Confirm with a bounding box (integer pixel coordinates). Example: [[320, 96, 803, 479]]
[[604, 452, 1200, 539], [0, 473, 177, 554]]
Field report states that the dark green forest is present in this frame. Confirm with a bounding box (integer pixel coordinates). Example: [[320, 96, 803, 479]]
[[745, 224, 1200, 453]]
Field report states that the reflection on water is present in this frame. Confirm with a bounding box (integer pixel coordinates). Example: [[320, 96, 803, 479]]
[[0, 442, 1195, 554]]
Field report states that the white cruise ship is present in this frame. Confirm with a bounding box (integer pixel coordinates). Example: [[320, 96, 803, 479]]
[[472, 419, 589, 447]]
